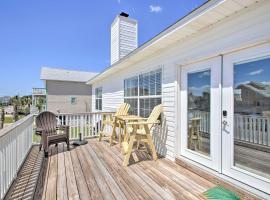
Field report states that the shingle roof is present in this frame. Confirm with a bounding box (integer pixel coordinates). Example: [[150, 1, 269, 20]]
[[40, 67, 98, 83]]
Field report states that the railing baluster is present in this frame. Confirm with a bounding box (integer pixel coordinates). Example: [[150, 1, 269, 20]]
[[0, 115, 34, 200]]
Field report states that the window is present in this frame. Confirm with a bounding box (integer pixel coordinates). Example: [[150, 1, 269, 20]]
[[124, 69, 162, 117], [95, 87, 102, 110], [70, 97, 77, 105]]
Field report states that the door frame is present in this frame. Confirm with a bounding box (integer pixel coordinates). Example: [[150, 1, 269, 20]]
[[180, 56, 222, 172], [222, 43, 270, 193]]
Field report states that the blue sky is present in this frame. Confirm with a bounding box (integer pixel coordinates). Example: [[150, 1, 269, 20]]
[[234, 57, 270, 87], [0, 0, 206, 96], [188, 70, 210, 96]]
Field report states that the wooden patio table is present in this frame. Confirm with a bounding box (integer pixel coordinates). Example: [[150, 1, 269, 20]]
[[112, 115, 145, 145], [115, 115, 158, 166]]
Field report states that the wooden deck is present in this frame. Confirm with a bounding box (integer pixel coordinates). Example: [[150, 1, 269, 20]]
[[6, 139, 261, 200], [37, 139, 217, 200]]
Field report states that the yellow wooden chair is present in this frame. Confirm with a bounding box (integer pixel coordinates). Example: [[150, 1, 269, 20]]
[[98, 103, 130, 145], [122, 104, 163, 166], [188, 118, 202, 151]]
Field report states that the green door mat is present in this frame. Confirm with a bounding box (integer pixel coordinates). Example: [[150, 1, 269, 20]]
[[204, 186, 240, 200]]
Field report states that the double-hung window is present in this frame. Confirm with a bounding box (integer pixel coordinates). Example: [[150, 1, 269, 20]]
[[124, 68, 162, 117], [95, 87, 102, 110]]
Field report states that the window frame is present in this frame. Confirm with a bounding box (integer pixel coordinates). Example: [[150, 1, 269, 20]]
[[95, 87, 102, 111], [70, 97, 77, 105], [123, 68, 162, 117]]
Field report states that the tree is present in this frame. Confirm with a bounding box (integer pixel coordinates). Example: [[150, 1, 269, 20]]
[[10, 95, 20, 122], [36, 97, 45, 112], [0, 107, 4, 129]]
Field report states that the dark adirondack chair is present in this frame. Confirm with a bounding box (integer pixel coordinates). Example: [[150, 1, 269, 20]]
[[36, 111, 70, 157]]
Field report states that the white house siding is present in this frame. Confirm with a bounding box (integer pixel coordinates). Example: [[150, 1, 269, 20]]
[[111, 16, 138, 65], [111, 17, 119, 65], [92, 1, 270, 160]]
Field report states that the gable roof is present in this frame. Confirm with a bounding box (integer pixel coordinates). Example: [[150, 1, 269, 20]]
[[237, 81, 270, 98], [87, 0, 259, 85], [40, 67, 98, 83]]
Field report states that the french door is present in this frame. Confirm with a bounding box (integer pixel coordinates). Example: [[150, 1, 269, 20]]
[[180, 57, 222, 172], [180, 44, 270, 194], [222, 44, 270, 193]]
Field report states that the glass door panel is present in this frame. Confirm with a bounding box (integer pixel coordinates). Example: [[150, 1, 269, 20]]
[[234, 57, 270, 179], [222, 44, 270, 194], [180, 57, 221, 172], [187, 70, 211, 156]]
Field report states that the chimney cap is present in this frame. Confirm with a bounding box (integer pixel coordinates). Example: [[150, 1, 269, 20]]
[[120, 12, 129, 17]]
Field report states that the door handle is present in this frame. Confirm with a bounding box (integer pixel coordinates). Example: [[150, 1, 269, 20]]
[[222, 120, 230, 133], [222, 120, 228, 126], [222, 120, 230, 129]]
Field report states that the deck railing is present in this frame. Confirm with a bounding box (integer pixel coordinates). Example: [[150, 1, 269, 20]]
[[0, 111, 114, 199], [189, 110, 210, 134], [32, 88, 46, 96], [190, 110, 270, 147], [56, 112, 113, 140], [234, 114, 270, 146], [0, 114, 34, 200]]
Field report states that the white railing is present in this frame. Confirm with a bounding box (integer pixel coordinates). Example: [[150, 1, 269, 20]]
[[190, 111, 270, 147], [32, 88, 46, 95], [0, 114, 34, 200], [234, 114, 270, 146], [56, 112, 113, 140], [0, 111, 114, 199], [189, 110, 210, 134]]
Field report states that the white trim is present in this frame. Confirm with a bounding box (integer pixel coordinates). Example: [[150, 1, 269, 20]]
[[222, 42, 270, 193], [179, 56, 222, 172]]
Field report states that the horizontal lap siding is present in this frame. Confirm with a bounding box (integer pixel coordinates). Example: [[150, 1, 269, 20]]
[[162, 63, 177, 160], [92, 1, 270, 160], [92, 61, 177, 160]]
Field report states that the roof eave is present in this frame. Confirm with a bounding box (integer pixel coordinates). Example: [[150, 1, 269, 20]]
[[86, 0, 258, 85]]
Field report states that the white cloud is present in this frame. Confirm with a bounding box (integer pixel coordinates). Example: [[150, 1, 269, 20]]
[[248, 69, 264, 76], [198, 71, 210, 78], [149, 5, 162, 13], [189, 85, 210, 96], [262, 81, 270, 86]]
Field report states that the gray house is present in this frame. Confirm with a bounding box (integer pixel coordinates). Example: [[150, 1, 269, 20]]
[[40, 67, 97, 113], [235, 81, 270, 115]]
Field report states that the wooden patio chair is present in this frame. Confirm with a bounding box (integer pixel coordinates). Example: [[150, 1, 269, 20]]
[[98, 103, 130, 144], [122, 104, 163, 166], [36, 111, 70, 157]]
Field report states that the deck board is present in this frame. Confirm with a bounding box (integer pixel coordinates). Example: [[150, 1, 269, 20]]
[[14, 138, 260, 200]]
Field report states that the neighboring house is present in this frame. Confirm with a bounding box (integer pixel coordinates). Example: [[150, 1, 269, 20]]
[[40, 67, 97, 113], [0, 96, 11, 106], [87, 1, 270, 196], [235, 81, 270, 114]]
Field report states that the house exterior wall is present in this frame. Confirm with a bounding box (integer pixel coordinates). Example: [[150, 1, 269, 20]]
[[236, 86, 270, 114], [92, 1, 270, 160], [46, 80, 92, 114]]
